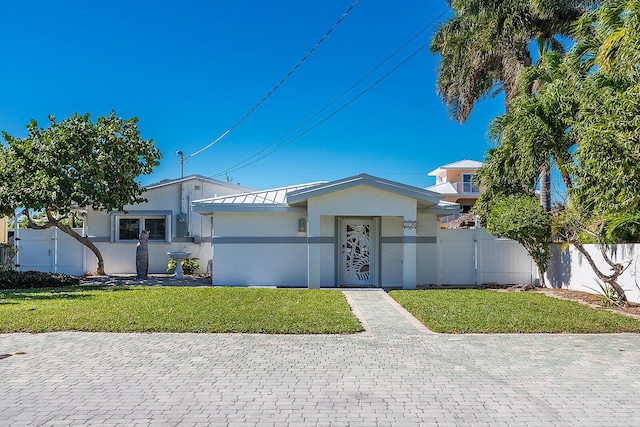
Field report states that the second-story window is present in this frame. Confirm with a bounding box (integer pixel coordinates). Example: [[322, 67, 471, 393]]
[[462, 174, 479, 193]]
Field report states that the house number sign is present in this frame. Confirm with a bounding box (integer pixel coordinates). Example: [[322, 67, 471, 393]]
[[402, 220, 418, 230]]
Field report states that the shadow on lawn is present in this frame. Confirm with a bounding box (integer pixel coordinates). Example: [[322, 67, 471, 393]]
[[0, 285, 134, 302]]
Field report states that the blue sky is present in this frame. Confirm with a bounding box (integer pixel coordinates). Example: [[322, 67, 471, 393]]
[[0, 0, 505, 191]]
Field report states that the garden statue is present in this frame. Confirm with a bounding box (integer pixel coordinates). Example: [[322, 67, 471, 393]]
[[136, 230, 150, 279]]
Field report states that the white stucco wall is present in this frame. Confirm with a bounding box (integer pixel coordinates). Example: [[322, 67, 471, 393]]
[[82, 178, 248, 275], [85, 242, 212, 275], [546, 244, 640, 303], [380, 216, 403, 287], [210, 211, 309, 287], [306, 185, 422, 289], [307, 186, 417, 217], [86, 179, 237, 241], [319, 216, 337, 287], [417, 212, 439, 285], [204, 185, 445, 288]]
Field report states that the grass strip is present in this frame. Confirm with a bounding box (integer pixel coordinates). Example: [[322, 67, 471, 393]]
[[389, 289, 640, 333], [0, 286, 364, 334]]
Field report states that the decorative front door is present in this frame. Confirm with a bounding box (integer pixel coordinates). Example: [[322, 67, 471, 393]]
[[340, 218, 375, 286]]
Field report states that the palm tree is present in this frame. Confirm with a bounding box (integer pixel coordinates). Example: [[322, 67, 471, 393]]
[[431, 0, 599, 123], [431, 0, 600, 210]]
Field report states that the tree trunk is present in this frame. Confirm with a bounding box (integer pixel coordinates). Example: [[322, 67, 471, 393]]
[[539, 165, 551, 212], [538, 267, 546, 288], [45, 209, 106, 275], [571, 239, 629, 307]]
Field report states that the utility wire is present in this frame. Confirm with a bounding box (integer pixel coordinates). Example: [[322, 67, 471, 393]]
[[213, 12, 447, 176], [213, 38, 435, 177], [212, 10, 449, 177], [186, 0, 360, 160]]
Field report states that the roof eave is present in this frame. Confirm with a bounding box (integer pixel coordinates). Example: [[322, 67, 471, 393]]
[[192, 204, 305, 215]]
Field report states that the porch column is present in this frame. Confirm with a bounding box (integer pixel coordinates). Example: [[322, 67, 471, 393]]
[[402, 216, 417, 290], [307, 214, 321, 289]]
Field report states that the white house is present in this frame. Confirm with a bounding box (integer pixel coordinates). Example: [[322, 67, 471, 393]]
[[13, 172, 538, 288], [83, 174, 254, 274], [192, 174, 460, 289]]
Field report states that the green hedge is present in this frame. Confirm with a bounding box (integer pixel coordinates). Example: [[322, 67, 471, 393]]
[[0, 270, 80, 290]]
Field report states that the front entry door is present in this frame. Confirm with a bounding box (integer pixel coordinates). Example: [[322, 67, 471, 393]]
[[340, 218, 375, 287]]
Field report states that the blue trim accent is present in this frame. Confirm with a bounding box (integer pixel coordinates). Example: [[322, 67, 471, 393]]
[[193, 206, 306, 214], [213, 237, 306, 244], [380, 236, 437, 244], [212, 236, 336, 244], [308, 237, 336, 244]]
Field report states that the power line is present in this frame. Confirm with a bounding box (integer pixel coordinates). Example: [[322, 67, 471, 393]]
[[212, 11, 449, 178], [214, 39, 434, 177], [186, 0, 360, 160], [214, 13, 447, 176]]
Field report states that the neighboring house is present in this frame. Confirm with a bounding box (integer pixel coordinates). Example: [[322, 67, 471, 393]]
[[0, 217, 7, 244], [83, 175, 254, 275], [425, 159, 483, 228], [193, 173, 460, 289]]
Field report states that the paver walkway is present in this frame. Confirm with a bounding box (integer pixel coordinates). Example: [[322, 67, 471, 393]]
[[1, 288, 640, 426]]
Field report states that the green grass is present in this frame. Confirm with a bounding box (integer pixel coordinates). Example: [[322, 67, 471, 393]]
[[390, 289, 640, 333], [0, 286, 364, 334]]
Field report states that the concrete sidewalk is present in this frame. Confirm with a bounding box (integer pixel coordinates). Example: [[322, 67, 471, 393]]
[[1, 289, 640, 426]]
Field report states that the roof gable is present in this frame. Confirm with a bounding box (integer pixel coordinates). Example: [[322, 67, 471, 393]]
[[427, 159, 483, 176], [191, 174, 459, 215], [145, 174, 255, 192], [286, 173, 441, 205]]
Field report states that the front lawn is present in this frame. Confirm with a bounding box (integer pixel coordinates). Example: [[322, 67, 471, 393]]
[[390, 289, 640, 333], [0, 286, 364, 334]]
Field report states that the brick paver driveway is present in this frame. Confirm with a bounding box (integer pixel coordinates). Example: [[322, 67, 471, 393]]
[[1, 289, 640, 426]]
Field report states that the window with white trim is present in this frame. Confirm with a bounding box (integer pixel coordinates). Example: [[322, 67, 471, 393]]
[[112, 213, 171, 242], [462, 173, 479, 193]]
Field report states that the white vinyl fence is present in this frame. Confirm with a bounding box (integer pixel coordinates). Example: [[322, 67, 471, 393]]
[[437, 228, 537, 286], [15, 227, 85, 275], [15, 226, 640, 303], [14, 227, 211, 276]]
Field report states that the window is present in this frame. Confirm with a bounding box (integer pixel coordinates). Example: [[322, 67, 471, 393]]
[[462, 174, 479, 193], [119, 218, 140, 240], [145, 218, 166, 240], [112, 212, 171, 242]]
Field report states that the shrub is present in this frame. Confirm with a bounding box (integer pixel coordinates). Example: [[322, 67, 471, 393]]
[[0, 270, 80, 290], [166, 257, 200, 275], [0, 243, 18, 272]]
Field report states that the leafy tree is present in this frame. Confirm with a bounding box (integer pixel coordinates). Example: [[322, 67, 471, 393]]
[[477, 0, 640, 305], [474, 51, 580, 220], [0, 112, 161, 275], [564, 0, 640, 305], [604, 213, 640, 243], [486, 196, 552, 287]]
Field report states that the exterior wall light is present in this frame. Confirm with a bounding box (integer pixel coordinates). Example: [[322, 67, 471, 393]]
[[298, 218, 307, 233]]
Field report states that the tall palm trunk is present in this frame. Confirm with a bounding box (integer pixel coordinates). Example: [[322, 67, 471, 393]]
[[539, 165, 551, 211]]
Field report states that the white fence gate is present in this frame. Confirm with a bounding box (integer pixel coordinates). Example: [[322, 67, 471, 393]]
[[15, 227, 85, 275], [437, 228, 537, 286]]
